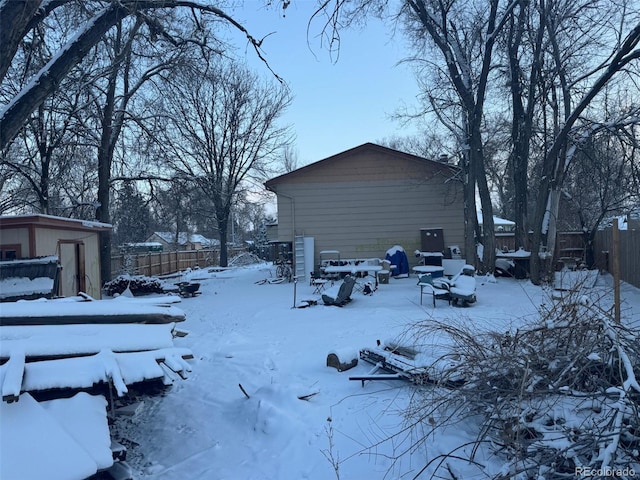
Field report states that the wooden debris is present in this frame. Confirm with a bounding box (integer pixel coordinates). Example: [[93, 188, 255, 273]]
[[297, 392, 319, 401], [239, 383, 250, 399], [115, 401, 145, 417], [326, 352, 358, 372]]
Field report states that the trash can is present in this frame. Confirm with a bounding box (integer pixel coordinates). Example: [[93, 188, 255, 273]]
[[378, 270, 390, 284]]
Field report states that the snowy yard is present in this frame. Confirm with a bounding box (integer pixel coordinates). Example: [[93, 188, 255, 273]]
[[114, 263, 640, 480]]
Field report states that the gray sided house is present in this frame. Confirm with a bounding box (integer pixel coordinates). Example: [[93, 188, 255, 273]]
[[265, 143, 465, 272]]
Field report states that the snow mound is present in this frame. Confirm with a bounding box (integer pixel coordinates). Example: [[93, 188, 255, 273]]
[[235, 384, 313, 437]]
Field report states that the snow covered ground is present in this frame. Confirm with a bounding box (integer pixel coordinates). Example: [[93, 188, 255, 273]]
[[113, 263, 640, 480]]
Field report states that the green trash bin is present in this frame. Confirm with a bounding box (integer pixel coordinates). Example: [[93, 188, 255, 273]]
[[378, 270, 390, 284]]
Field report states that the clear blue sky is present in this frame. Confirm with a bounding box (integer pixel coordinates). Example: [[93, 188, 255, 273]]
[[226, 1, 421, 167]]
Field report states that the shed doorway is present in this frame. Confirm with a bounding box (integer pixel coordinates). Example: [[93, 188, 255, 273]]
[[58, 241, 86, 296]]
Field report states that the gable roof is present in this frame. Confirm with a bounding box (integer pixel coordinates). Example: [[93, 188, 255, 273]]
[[265, 142, 457, 189], [149, 232, 220, 247]]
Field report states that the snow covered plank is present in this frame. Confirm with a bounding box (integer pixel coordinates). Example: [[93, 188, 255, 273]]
[[0, 298, 186, 326], [0, 392, 110, 480], [116, 348, 193, 385], [0, 323, 181, 361], [111, 294, 183, 305], [19, 348, 194, 396], [20, 351, 130, 396], [41, 392, 113, 471], [0, 348, 25, 402]]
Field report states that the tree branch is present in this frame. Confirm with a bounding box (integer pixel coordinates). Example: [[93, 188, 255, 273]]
[[0, 0, 279, 150]]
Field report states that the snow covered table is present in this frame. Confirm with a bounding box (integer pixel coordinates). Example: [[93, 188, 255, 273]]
[[412, 265, 445, 278]]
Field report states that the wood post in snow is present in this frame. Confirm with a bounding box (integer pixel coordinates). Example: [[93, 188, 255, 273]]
[[613, 218, 621, 324]]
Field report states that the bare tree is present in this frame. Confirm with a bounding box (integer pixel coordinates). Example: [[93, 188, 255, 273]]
[[501, 0, 546, 250], [161, 57, 292, 266], [529, 20, 640, 283], [282, 144, 300, 173], [90, 13, 202, 283], [499, 0, 632, 255], [0, 8, 97, 215], [378, 130, 453, 160], [315, 0, 524, 272], [312, 0, 639, 280], [0, 0, 272, 151], [1, 1, 289, 284], [399, 0, 525, 271], [561, 105, 640, 265]]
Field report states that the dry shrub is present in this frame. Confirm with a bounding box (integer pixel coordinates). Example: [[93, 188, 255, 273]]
[[404, 288, 640, 479]]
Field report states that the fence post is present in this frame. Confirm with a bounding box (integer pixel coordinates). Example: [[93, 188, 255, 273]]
[[613, 218, 621, 324]]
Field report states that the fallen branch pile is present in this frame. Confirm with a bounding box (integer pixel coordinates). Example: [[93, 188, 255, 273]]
[[406, 288, 640, 479]]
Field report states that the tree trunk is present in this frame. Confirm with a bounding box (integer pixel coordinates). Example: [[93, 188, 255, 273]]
[[218, 222, 229, 267], [476, 153, 495, 274], [461, 151, 477, 267], [507, 0, 544, 253], [96, 52, 119, 285]]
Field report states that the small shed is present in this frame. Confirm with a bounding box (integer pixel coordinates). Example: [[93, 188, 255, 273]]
[[0, 214, 111, 299]]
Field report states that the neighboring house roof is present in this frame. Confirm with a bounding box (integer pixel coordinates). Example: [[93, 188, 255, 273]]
[[124, 242, 164, 248], [264, 142, 457, 189], [149, 232, 220, 247], [477, 212, 516, 227], [601, 214, 640, 231]]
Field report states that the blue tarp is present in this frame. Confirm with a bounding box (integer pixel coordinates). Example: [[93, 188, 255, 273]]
[[385, 245, 409, 276]]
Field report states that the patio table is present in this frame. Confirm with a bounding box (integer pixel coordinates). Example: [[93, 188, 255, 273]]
[[412, 265, 445, 278], [496, 249, 531, 279], [324, 264, 383, 288]]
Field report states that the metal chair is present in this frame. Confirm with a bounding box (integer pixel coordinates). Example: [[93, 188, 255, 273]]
[[310, 272, 329, 294], [417, 274, 450, 307]]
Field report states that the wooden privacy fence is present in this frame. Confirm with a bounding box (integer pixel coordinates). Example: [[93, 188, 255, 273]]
[[111, 249, 219, 278], [594, 227, 640, 289]]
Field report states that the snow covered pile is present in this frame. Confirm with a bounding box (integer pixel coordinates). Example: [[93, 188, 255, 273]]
[[228, 252, 263, 266], [0, 294, 194, 479], [104, 274, 165, 296], [1, 392, 112, 480], [402, 288, 640, 478], [0, 276, 54, 300]]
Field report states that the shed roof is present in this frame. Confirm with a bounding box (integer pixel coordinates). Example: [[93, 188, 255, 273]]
[[264, 142, 457, 189], [0, 214, 111, 231]]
